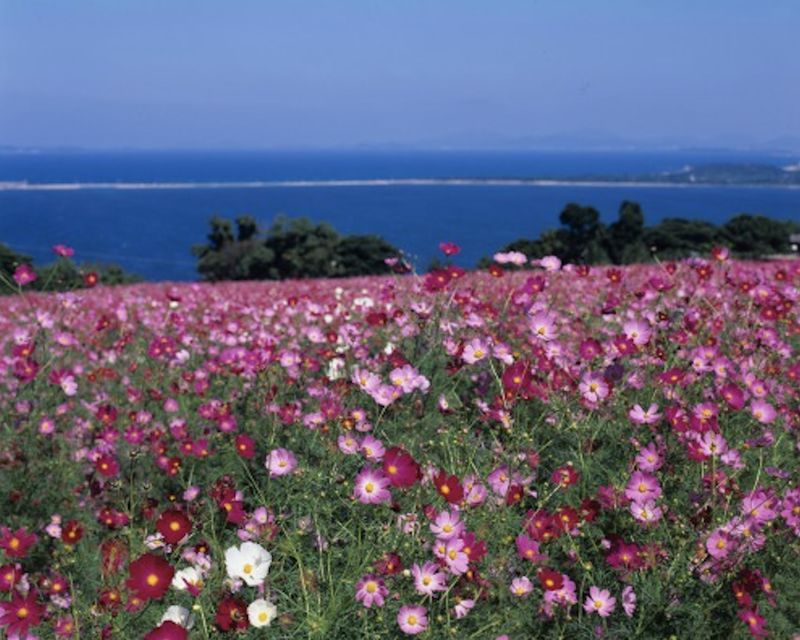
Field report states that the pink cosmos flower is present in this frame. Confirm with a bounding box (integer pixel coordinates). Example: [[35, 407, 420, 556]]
[[579, 372, 609, 404], [462, 337, 490, 364], [355, 574, 388, 608], [352, 367, 381, 393], [583, 586, 616, 617], [360, 435, 385, 461], [266, 448, 297, 478], [510, 576, 533, 597], [441, 537, 469, 575], [337, 434, 360, 455], [529, 311, 558, 341], [622, 319, 652, 346], [430, 510, 464, 540], [454, 598, 474, 619], [397, 604, 428, 635], [12, 264, 37, 286], [515, 533, 546, 563], [463, 475, 488, 507], [635, 443, 663, 472], [353, 467, 391, 504], [750, 400, 776, 424], [699, 431, 727, 457], [621, 585, 636, 617], [538, 255, 562, 271], [630, 499, 662, 524], [39, 417, 56, 436], [628, 403, 661, 425], [52, 244, 75, 257], [741, 490, 778, 524], [541, 578, 577, 620], [706, 529, 733, 559], [412, 561, 447, 596], [487, 465, 511, 496], [625, 471, 662, 504], [494, 251, 527, 265]]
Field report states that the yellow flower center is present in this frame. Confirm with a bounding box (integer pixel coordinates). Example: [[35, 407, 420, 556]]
[[365, 581, 377, 594], [258, 611, 269, 623], [17, 607, 28, 619], [364, 482, 375, 493], [243, 563, 253, 574], [407, 614, 418, 625], [146, 574, 159, 586]]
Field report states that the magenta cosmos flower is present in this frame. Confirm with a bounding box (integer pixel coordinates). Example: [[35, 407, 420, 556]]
[[583, 586, 616, 617], [266, 448, 297, 477], [354, 574, 388, 608], [397, 605, 428, 635], [353, 467, 391, 504]]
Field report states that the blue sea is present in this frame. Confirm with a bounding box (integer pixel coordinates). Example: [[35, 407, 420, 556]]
[[1, 150, 798, 281]]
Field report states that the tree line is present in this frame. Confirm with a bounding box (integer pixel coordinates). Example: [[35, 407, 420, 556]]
[[488, 203, 799, 266]]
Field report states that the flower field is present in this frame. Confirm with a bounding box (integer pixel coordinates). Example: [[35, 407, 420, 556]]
[[2, 253, 800, 639]]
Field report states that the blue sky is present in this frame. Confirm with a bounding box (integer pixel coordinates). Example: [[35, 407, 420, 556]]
[[1, 0, 798, 149]]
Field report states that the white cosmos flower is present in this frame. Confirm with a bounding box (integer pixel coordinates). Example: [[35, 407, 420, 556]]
[[225, 542, 272, 586], [161, 605, 195, 629], [247, 598, 278, 627], [171, 566, 204, 592]]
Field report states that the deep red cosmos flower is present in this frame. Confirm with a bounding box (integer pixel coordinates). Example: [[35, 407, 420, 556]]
[[382, 447, 421, 488], [434, 470, 464, 505], [125, 553, 174, 601], [438, 241, 461, 256], [0, 564, 22, 591], [537, 567, 564, 591], [374, 552, 404, 576], [215, 596, 249, 631], [83, 271, 99, 288], [550, 464, 580, 489], [95, 454, 120, 478], [156, 509, 192, 545], [0, 591, 45, 638], [61, 520, 84, 545], [234, 434, 255, 459], [145, 621, 188, 640], [0, 527, 37, 558]]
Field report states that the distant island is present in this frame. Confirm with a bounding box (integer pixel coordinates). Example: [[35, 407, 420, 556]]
[[1, 163, 799, 191], [543, 162, 800, 186]]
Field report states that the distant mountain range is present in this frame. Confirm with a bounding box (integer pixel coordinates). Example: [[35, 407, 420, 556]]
[[2, 132, 800, 155]]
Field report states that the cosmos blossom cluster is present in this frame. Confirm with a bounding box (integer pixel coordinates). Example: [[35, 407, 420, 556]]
[[1, 245, 800, 638]]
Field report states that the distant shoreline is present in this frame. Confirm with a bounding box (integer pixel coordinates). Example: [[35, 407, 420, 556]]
[[2, 178, 799, 191]]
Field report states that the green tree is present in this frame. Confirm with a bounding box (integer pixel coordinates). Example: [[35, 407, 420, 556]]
[[719, 214, 798, 258], [558, 203, 609, 264], [643, 218, 719, 259], [193, 214, 399, 281], [605, 201, 649, 264]]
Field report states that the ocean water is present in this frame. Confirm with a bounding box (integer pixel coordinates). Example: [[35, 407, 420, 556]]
[[1, 150, 798, 281]]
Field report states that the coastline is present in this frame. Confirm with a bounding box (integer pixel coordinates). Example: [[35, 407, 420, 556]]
[[2, 178, 800, 191]]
